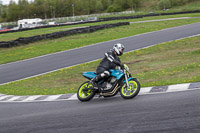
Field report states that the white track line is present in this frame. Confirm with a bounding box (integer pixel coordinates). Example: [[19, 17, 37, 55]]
[[0, 87, 200, 102], [0, 95, 12, 100], [130, 17, 192, 24], [167, 83, 190, 92], [22, 95, 42, 102], [67, 94, 77, 100], [139, 87, 152, 94], [43, 95, 62, 101], [7, 96, 21, 101]]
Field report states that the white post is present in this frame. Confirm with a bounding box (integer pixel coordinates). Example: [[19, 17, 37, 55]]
[[72, 4, 75, 21]]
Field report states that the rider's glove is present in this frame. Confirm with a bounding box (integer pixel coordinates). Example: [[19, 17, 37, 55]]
[[113, 59, 124, 69], [120, 63, 124, 69]]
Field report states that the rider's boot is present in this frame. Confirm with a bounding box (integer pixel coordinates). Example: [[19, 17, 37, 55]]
[[83, 75, 102, 92], [89, 75, 101, 90]]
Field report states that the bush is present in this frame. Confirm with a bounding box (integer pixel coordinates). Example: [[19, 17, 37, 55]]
[[170, 0, 188, 6], [158, 0, 172, 10], [107, 5, 122, 13]]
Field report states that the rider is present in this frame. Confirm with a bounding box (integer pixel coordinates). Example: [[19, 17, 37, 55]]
[[90, 43, 125, 90]]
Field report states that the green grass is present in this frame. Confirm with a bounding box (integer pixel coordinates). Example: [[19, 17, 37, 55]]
[[0, 36, 199, 95], [1, 16, 200, 65]]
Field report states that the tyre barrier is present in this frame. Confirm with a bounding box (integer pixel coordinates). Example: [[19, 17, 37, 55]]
[[0, 22, 129, 48], [99, 15, 143, 21]]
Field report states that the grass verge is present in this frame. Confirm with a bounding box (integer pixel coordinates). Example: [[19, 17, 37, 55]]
[[0, 36, 199, 95], [1, 17, 200, 65]]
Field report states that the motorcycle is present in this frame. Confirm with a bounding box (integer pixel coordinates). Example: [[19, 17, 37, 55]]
[[77, 64, 140, 102]]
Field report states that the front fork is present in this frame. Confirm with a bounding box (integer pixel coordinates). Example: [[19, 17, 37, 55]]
[[124, 70, 130, 89]]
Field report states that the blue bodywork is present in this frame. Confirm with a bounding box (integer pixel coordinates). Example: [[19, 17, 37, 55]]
[[82, 71, 96, 80], [83, 69, 136, 83], [83, 69, 124, 80], [109, 69, 124, 80]]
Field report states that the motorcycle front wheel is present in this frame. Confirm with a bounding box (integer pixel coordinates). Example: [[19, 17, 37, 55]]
[[77, 81, 95, 102], [120, 79, 140, 99]]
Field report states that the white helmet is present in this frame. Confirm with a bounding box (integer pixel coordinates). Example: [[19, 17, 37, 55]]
[[113, 43, 125, 56]]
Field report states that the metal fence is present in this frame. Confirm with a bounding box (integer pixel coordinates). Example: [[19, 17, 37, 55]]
[[43, 11, 135, 22], [0, 11, 135, 26], [0, 22, 17, 26]]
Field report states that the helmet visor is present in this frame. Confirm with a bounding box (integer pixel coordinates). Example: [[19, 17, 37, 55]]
[[120, 48, 124, 53]]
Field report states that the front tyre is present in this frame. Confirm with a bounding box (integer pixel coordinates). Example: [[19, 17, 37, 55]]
[[120, 79, 140, 99], [77, 81, 95, 102]]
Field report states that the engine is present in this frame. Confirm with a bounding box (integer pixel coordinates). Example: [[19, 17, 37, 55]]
[[102, 77, 117, 90]]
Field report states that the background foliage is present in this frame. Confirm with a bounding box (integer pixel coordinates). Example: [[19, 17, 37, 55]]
[[0, 0, 199, 22], [0, 0, 140, 22]]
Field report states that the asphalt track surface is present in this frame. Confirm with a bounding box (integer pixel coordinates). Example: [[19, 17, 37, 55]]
[[1, 22, 200, 84], [0, 90, 200, 133]]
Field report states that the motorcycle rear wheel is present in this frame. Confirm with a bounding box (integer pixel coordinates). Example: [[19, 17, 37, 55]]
[[120, 79, 140, 99], [77, 81, 95, 102]]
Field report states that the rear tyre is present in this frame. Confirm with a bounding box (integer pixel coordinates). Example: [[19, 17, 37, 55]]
[[77, 81, 95, 102], [120, 79, 140, 99]]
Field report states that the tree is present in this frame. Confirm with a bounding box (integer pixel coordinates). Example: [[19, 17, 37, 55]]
[[128, 0, 140, 11], [0, 0, 143, 22], [48, 0, 57, 18], [101, 0, 111, 11], [158, 0, 171, 10], [7, 1, 20, 21], [42, 0, 49, 19], [18, 0, 30, 19], [95, 0, 103, 13], [0, 5, 8, 22]]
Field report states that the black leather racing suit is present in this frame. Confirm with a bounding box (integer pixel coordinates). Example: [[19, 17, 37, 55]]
[[95, 49, 122, 81]]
